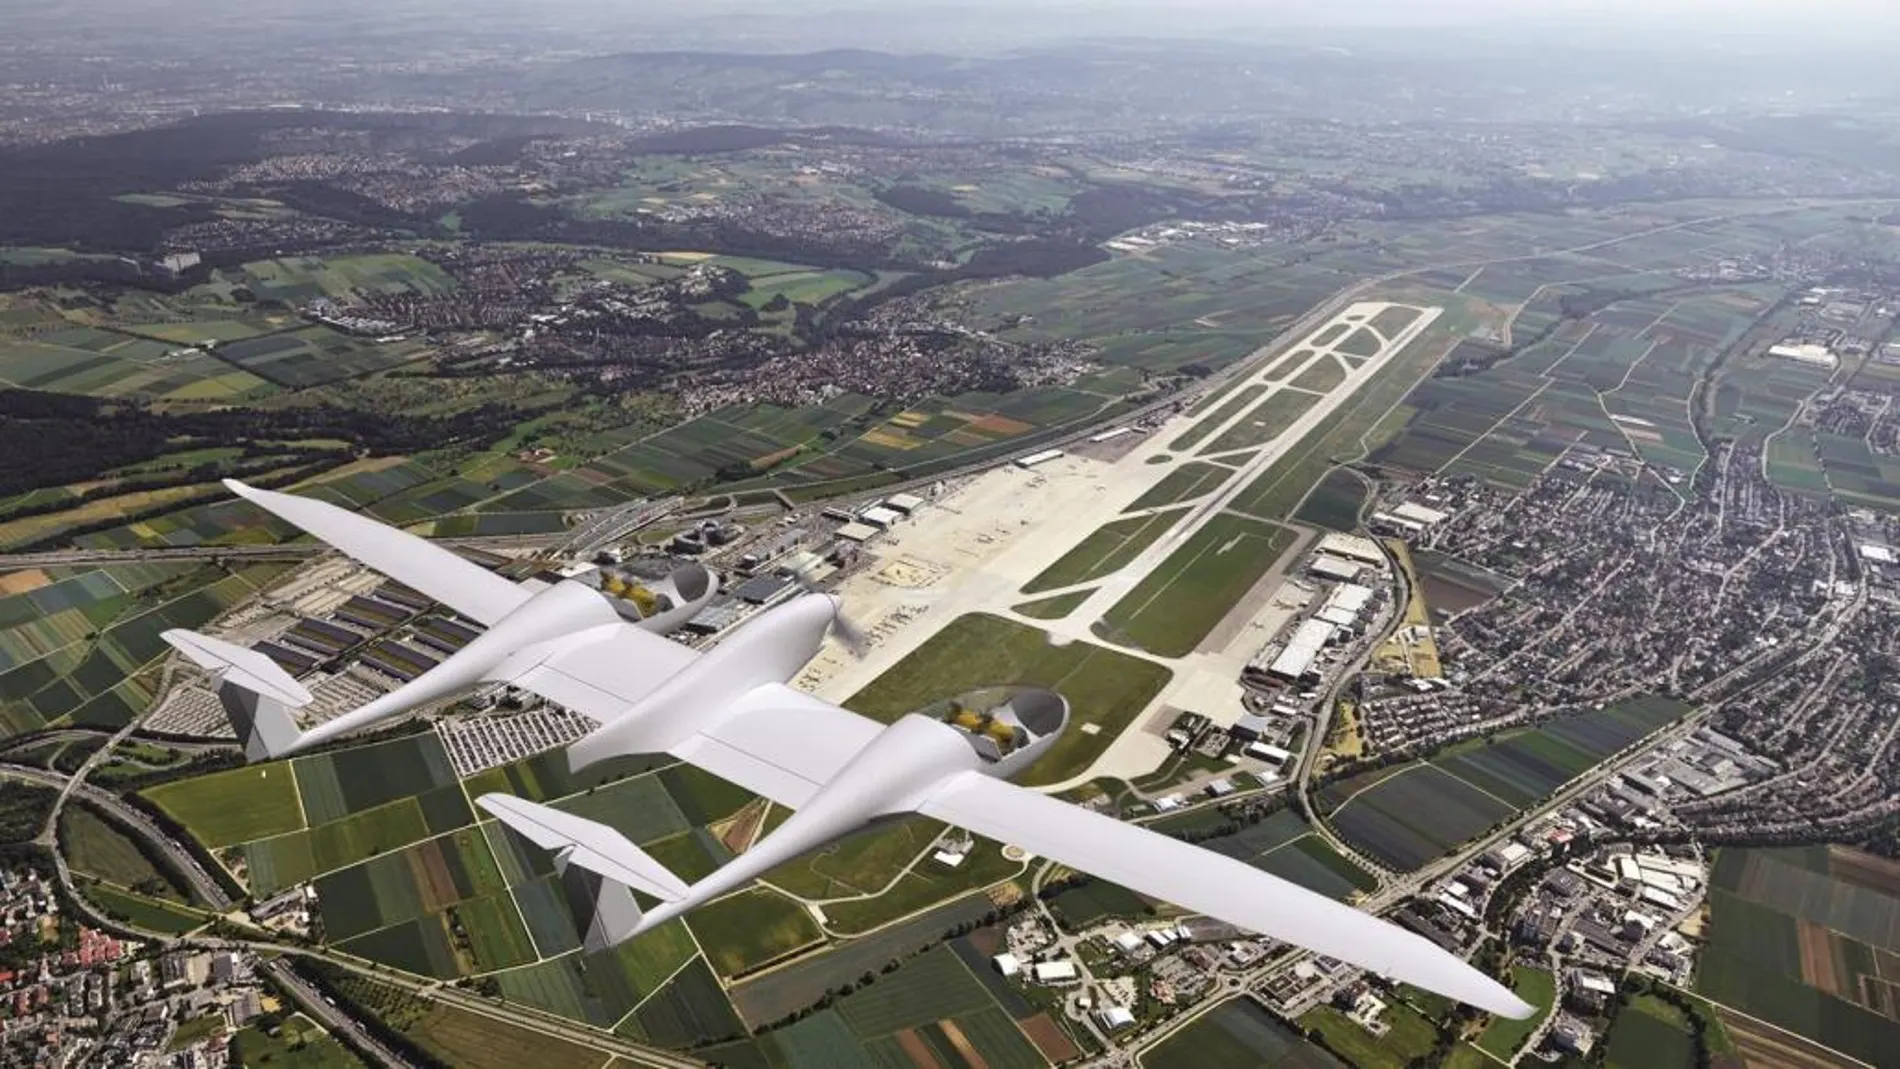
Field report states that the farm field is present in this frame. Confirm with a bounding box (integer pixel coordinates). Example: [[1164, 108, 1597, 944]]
[[1093, 512, 1298, 657], [1228, 298, 1476, 522], [0, 562, 286, 737], [1603, 994, 1697, 1069], [849, 613, 1173, 786], [689, 887, 826, 978], [1195, 811, 1377, 901], [1320, 696, 1688, 869], [1019, 507, 1187, 594], [143, 764, 304, 848], [325, 972, 609, 1069], [1697, 845, 1900, 1066], [1293, 468, 1370, 531], [1142, 997, 1343, 1069], [728, 894, 999, 1027], [1372, 284, 1788, 492], [1476, 968, 1556, 1059]]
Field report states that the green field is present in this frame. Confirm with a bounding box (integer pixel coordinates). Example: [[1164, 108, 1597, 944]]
[[83, 882, 207, 933], [1604, 993, 1696, 1069], [1094, 513, 1298, 656], [1300, 1000, 1439, 1069], [1477, 968, 1556, 1058], [61, 805, 186, 899], [1019, 507, 1186, 594], [1170, 385, 1268, 452], [230, 1014, 364, 1069], [1013, 589, 1094, 620], [690, 887, 826, 978], [1124, 461, 1233, 512], [1144, 997, 1342, 1069], [849, 613, 1173, 785], [144, 764, 304, 848], [1697, 845, 1900, 1066], [1201, 388, 1321, 455], [326, 973, 608, 1069]]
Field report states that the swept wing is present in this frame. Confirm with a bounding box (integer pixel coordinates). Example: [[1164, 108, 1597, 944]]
[[918, 771, 1529, 1018], [223, 478, 531, 626]]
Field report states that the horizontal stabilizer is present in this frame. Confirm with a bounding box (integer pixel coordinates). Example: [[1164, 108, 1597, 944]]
[[162, 629, 309, 762], [478, 793, 687, 951]]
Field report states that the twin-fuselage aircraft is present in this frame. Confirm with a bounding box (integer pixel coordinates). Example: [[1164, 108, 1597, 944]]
[[164, 479, 1531, 1019]]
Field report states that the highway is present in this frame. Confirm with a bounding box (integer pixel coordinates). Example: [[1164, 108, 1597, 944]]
[[0, 532, 564, 570]]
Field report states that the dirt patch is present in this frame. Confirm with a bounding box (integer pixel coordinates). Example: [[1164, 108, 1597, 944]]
[[1421, 574, 1495, 615], [939, 1019, 989, 1069], [894, 1028, 944, 1069], [409, 840, 461, 913], [1829, 846, 1900, 896], [0, 569, 50, 595], [1717, 1006, 1860, 1069], [1796, 919, 1844, 998], [1017, 1013, 1081, 1064], [967, 413, 1034, 437], [714, 798, 770, 854]]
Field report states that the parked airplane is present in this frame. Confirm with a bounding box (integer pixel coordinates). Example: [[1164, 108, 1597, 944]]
[[163, 479, 1532, 1019]]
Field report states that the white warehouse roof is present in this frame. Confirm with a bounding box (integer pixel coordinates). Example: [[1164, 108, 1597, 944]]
[[1016, 449, 1065, 468], [1323, 583, 1374, 616], [1310, 556, 1362, 582], [1269, 619, 1335, 679], [1316, 533, 1385, 565], [858, 506, 903, 528], [836, 522, 880, 543], [1394, 501, 1450, 525], [885, 493, 926, 514]]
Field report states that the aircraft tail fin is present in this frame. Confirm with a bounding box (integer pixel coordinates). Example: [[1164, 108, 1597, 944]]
[[476, 793, 688, 953], [162, 629, 310, 762]]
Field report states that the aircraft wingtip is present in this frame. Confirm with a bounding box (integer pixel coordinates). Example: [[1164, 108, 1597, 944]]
[[221, 477, 255, 497]]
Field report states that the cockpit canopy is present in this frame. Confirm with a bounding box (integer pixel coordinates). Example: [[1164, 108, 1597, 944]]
[[927, 686, 1070, 763]]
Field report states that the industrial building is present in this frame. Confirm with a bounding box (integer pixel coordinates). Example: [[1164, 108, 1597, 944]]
[[835, 522, 880, 543], [1089, 427, 1136, 443], [1768, 341, 1839, 368], [1256, 618, 1336, 683], [1315, 532, 1385, 567], [1393, 501, 1450, 526], [1015, 449, 1065, 469], [858, 505, 903, 529], [1310, 556, 1362, 582], [884, 492, 926, 515]]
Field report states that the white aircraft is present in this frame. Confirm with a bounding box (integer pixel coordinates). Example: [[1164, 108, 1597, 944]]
[[163, 479, 1532, 1019]]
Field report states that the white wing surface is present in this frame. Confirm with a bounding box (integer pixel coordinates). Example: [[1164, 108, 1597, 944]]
[[919, 772, 1533, 1019], [477, 793, 689, 901], [224, 479, 531, 626], [667, 684, 883, 808], [506, 625, 701, 724]]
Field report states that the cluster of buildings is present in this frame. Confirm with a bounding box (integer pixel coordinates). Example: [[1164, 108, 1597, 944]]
[[0, 863, 276, 1065], [1245, 534, 1392, 688]]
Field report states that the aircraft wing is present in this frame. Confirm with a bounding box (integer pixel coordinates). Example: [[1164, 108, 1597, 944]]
[[665, 684, 883, 808], [918, 772, 1534, 1019], [223, 479, 531, 626], [505, 624, 701, 724]]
